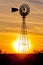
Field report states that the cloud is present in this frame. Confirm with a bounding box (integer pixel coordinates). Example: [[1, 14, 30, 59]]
[[0, 0, 43, 34], [0, 20, 43, 34], [27, 0, 43, 4]]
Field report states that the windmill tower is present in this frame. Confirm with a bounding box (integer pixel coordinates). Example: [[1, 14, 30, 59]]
[[18, 4, 30, 54], [11, 4, 30, 54]]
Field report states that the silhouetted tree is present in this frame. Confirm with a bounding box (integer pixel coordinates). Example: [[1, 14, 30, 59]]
[[3, 51, 6, 54], [40, 50, 43, 53], [0, 49, 2, 54], [33, 50, 38, 54]]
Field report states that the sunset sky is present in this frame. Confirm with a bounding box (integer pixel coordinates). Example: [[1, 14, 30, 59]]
[[0, 0, 43, 54]]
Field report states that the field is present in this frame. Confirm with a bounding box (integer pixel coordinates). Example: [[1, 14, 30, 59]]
[[0, 53, 43, 65]]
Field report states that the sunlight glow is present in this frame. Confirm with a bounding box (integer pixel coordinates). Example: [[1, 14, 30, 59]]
[[13, 37, 31, 54]]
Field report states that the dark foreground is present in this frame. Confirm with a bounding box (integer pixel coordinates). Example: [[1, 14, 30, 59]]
[[0, 53, 43, 65]]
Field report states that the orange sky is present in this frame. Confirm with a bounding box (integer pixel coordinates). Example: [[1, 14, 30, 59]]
[[0, 0, 43, 54], [0, 32, 43, 54]]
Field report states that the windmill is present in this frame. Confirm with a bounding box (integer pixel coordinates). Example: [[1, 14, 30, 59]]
[[11, 4, 30, 54]]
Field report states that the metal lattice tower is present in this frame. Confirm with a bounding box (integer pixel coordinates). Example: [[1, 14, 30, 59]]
[[18, 4, 30, 54]]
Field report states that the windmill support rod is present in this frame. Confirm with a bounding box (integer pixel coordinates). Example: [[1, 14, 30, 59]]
[[22, 16, 27, 35]]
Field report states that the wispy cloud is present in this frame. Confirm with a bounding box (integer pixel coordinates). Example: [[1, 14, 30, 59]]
[[27, 0, 43, 4], [0, 0, 43, 34]]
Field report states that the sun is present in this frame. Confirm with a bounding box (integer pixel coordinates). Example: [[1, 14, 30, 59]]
[[13, 37, 31, 54]]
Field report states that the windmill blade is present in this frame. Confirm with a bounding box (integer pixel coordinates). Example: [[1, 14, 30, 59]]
[[11, 8, 18, 12]]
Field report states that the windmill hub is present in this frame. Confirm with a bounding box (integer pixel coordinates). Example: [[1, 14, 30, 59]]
[[19, 4, 30, 17]]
